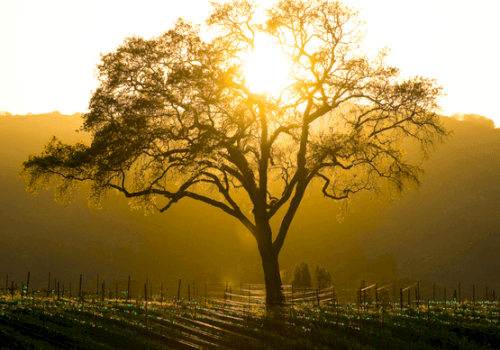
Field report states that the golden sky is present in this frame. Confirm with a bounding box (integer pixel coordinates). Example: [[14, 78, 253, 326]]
[[1, 0, 499, 126]]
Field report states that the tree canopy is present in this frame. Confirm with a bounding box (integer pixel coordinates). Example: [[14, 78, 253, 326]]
[[314, 265, 332, 290], [291, 262, 312, 288], [21, 0, 448, 308]]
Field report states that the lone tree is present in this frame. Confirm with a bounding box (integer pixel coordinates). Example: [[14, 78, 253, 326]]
[[313, 265, 332, 291], [21, 0, 448, 309], [291, 262, 312, 288]]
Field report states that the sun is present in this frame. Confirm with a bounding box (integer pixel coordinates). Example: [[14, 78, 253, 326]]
[[244, 42, 292, 94]]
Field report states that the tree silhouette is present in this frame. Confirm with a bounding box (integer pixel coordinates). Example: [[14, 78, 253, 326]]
[[291, 262, 312, 288], [21, 0, 448, 309], [313, 265, 332, 291]]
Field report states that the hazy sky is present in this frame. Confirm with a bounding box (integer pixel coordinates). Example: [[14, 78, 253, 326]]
[[1, 0, 499, 126]]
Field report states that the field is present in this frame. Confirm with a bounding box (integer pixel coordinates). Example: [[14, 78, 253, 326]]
[[1, 285, 499, 349]]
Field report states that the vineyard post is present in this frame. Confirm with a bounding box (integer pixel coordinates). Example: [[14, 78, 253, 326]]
[[459, 283, 461, 304], [393, 282, 396, 309], [115, 283, 118, 306], [427, 299, 430, 325], [363, 289, 366, 310], [229, 285, 232, 301], [47, 272, 50, 298], [26, 271, 30, 298], [57, 282, 60, 300], [144, 283, 148, 326], [11, 281, 14, 299], [54, 277, 56, 299], [32, 289, 34, 307], [225, 281, 228, 300], [407, 289, 410, 308], [400, 288, 403, 312], [79, 275, 82, 302], [188, 284, 191, 303], [127, 276, 131, 301], [69, 283, 71, 299], [332, 283, 335, 307], [96, 273, 99, 298], [193, 280, 196, 303], [358, 288, 361, 312], [375, 283, 378, 308], [160, 283, 163, 308], [316, 289, 320, 309], [62, 283, 65, 299], [417, 281, 420, 309], [336, 298, 339, 331], [473, 284, 475, 305], [102, 281, 105, 302], [177, 279, 181, 307], [444, 287, 446, 306]]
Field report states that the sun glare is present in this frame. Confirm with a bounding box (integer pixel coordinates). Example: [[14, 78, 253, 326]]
[[244, 42, 291, 94]]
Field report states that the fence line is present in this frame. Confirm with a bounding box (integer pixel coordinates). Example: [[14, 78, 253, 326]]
[[1, 271, 498, 310]]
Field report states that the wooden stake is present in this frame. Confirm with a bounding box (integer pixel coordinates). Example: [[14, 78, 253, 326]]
[[144, 283, 148, 326], [26, 271, 30, 298], [128, 276, 131, 301], [177, 279, 181, 304], [459, 283, 461, 303], [400, 288, 403, 311], [79, 275, 82, 301], [160, 283, 163, 307]]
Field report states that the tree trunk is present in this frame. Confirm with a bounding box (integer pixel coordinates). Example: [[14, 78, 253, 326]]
[[258, 242, 284, 311]]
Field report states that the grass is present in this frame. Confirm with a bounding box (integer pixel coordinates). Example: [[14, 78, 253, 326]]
[[0, 294, 499, 349]]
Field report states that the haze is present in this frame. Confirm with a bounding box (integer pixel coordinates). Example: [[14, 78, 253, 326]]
[[1, 0, 499, 127]]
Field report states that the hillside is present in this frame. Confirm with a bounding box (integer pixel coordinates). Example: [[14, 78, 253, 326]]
[[1, 111, 499, 291]]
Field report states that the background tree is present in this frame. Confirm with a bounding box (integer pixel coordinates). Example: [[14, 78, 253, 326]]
[[313, 265, 332, 291], [291, 262, 312, 288], [21, 0, 448, 309], [451, 113, 495, 128]]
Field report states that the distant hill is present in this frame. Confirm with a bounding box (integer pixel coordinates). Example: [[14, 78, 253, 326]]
[[1, 111, 499, 292]]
